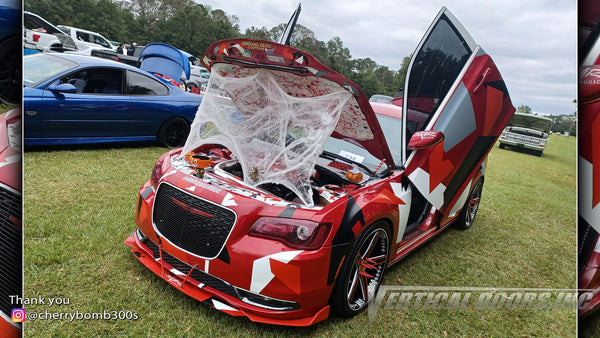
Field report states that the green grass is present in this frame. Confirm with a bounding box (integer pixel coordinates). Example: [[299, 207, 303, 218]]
[[23, 134, 576, 336], [0, 103, 17, 114]]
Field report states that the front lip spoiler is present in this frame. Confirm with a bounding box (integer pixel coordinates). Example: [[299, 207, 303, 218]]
[[124, 231, 330, 326]]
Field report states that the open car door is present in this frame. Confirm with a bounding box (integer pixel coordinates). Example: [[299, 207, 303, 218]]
[[278, 4, 301, 46], [402, 7, 515, 218]]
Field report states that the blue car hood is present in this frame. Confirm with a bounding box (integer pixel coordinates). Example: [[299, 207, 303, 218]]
[[138, 43, 191, 82]]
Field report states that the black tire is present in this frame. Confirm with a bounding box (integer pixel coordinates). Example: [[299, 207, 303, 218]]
[[157, 117, 190, 148], [455, 178, 484, 230], [499, 143, 505, 149], [331, 222, 390, 318], [0, 35, 21, 105], [535, 150, 543, 157]]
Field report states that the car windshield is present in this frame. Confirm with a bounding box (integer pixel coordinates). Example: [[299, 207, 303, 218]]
[[369, 95, 393, 103], [23, 54, 78, 87], [323, 113, 402, 171]]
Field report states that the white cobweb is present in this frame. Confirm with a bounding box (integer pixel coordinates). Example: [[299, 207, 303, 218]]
[[181, 63, 353, 206]]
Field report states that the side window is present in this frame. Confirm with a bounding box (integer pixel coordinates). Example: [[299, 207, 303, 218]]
[[405, 14, 472, 132], [60, 68, 124, 95], [127, 71, 169, 95], [93, 34, 110, 48], [76, 31, 90, 42], [58, 27, 70, 35]]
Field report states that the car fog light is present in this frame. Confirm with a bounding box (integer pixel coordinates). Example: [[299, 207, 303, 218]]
[[235, 287, 300, 311], [136, 228, 148, 242]]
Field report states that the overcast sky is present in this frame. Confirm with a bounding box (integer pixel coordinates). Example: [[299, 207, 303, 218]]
[[195, 0, 576, 116]]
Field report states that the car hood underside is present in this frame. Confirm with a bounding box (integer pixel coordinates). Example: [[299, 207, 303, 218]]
[[182, 39, 393, 206]]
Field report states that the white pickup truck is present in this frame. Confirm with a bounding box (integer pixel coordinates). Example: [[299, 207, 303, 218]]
[[56, 25, 115, 55], [23, 11, 78, 53], [498, 112, 553, 156]]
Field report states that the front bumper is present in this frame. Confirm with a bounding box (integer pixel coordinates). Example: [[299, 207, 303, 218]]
[[125, 230, 330, 326]]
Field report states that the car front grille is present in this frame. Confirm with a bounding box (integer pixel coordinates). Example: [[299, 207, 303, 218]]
[[152, 183, 236, 259], [0, 185, 21, 317]]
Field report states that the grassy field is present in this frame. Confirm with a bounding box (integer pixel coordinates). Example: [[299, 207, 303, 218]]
[[23, 134, 576, 336]]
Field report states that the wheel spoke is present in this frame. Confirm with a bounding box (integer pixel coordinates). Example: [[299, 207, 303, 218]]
[[368, 254, 387, 267], [361, 231, 382, 259], [359, 273, 370, 302], [469, 197, 480, 208], [347, 263, 360, 300]]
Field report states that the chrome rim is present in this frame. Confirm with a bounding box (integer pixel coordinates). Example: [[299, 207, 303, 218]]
[[347, 228, 389, 311], [465, 182, 482, 227]]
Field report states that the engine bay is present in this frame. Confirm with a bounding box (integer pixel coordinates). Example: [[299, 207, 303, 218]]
[[178, 144, 370, 206]]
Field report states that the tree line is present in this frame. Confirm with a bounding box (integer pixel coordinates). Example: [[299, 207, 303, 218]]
[[516, 105, 576, 136], [24, 0, 408, 98]]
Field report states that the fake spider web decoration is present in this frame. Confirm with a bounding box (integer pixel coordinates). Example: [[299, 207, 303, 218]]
[[182, 63, 354, 206]]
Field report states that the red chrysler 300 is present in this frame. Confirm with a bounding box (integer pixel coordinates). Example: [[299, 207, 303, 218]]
[[126, 7, 515, 326]]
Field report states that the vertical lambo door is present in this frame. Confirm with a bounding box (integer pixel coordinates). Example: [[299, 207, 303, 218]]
[[402, 7, 515, 221]]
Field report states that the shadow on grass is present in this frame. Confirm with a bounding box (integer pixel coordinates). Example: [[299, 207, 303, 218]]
[[24, 141, 163, 153], [497, 145, 544, 157], [579, 310, 600, 337]]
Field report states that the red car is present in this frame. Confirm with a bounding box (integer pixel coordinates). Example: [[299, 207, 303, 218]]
[[0, 108, 22, 336], [126, 7, 515, 326], [578, 0, 600, 319]]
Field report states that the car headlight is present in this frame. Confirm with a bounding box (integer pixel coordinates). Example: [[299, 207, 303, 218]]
[[5, 110, 21, 151], [150, 159, 164, 188], [249, 217, 330, 250]]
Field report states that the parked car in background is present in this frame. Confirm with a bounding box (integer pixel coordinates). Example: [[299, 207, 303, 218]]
[[369, 94, 393, 104], [498, 112, 553, 156], [91, 44, 145, 66], [0, 108, 22, 337], [57, 25, 115, 54], [138, 43, 191, 91], [579, 0, 600, 319], [23, 53, 202, 147], [23, 11, 78, 53], [125, 7, 515, 326], [181, 51, 210, 93]]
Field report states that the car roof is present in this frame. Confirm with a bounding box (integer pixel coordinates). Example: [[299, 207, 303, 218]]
[[44, 52, 140, 70], [58, 25, 102, 36]]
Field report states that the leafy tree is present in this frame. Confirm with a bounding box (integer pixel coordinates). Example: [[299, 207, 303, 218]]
[[244, 26, 271, 41], [517, 105, 532, 114], [326, 37, 352, 75], [154, 4, 239, 56], [24, 0, 412, 97], [125, 0, 192, 22]]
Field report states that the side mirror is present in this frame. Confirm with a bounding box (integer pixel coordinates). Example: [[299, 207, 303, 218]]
[[408, 130, 444, 150], [48, 83, 77, 94]]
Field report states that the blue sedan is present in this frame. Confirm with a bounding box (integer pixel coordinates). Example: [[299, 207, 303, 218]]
[[23, 53, 203, 147]]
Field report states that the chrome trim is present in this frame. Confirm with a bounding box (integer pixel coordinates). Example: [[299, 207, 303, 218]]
[[0, 310, 20, 329]]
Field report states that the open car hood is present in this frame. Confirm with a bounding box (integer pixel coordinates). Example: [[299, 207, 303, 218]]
[[507, 113, 553, 133], [138, 43, 191, 81], [182, 38, 393, 206]]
